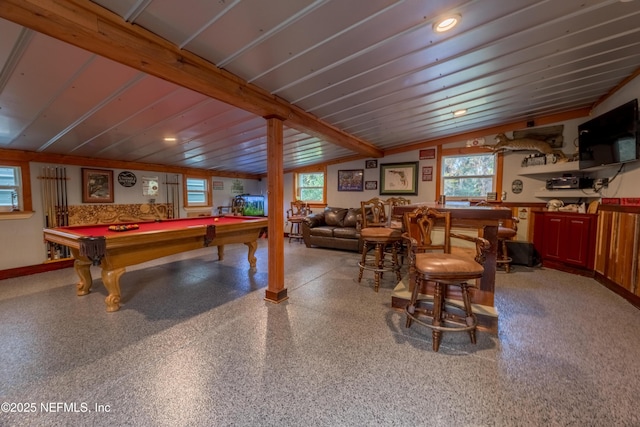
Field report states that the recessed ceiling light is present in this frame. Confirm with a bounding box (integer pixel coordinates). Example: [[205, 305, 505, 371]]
[[433, 14, 461, 33], [453, 109, 467, 117], [163, 137, 177, 142]]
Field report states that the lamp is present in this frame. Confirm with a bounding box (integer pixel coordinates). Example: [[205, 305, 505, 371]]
[[433, 14, 461, 33]]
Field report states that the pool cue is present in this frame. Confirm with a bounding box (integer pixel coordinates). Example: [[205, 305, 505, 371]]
[[46, 167, 57, 258], [174, 175, 179, 218], [41, 167, 50, 259], [61, 167, 69, 257], [48, 167, 58, 258], [47, 167, 54, 226], [62, 167, 68, 225], [55, 167, 62, 227]]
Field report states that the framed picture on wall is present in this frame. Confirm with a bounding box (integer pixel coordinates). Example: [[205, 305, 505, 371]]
[[337, 169, 364, 191], [379, 162, 418, 195], [365, 159, 378, 169], [82, 168, 114, 203], [365, 180, 378, 190], [422, 166, 433, 181]]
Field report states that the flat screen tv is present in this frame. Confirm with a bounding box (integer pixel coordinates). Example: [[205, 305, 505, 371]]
[[578, 99, 639, 169]]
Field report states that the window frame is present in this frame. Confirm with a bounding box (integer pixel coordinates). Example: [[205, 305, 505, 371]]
[[183, 175, 212, 208], [293, 167, 327, 208], [436, 146, 503, 202], [0, 160, 32, 214]]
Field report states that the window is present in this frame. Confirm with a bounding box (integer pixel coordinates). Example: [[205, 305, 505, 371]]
[[438, 147, 502, 200], [183, 176, 211, 207], [294, 169, 326, 207], [0, 166, 22, 212]]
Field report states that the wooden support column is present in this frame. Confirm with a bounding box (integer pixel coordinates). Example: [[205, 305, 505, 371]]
[[264, 116, 287, 303]]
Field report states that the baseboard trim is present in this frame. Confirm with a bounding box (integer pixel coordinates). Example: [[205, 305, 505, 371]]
[[594, 271, 640, 310], [0, 259, 74, 280]]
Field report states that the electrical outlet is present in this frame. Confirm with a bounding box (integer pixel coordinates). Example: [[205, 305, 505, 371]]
[[595, 178, 609, 188]]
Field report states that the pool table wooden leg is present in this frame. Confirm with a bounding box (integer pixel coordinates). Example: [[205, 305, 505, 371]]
[[101, 267, 125, 312], [245, 240, 257, 268], [217, 245, 224, 261], [73, 256, 93, 296]]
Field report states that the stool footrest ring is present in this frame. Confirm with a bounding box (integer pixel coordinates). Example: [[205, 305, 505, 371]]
[[405, 299, 477, 333]]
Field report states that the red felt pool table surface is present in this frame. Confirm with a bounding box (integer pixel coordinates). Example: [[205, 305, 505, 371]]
[[57, 215, 263, 236], [43, 215, 268, 312]]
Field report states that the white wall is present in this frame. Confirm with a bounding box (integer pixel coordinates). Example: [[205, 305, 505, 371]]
[[325, 152, 438, 208], [210, 176, 264, 214]]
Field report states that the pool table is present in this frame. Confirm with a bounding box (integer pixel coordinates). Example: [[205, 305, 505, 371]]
[[43, 215, 268, 312]]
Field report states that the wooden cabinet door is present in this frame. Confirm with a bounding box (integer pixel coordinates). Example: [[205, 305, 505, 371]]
[[564, 215, 592, 267], [533, 212, 597, 271], [541, 215, 564, 260]]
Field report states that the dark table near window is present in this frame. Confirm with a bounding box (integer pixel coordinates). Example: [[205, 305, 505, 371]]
[[392, 202, 512, 334]]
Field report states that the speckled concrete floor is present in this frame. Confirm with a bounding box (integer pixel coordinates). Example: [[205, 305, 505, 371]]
[[1, 240, 639, 426]]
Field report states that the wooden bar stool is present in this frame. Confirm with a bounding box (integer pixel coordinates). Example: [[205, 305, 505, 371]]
[[287, 200, 310, 243], [385, 197, 411, 263], [357, 197, 403, 292], [475, 201, 519, 273], [403, 207, 490, 352], [497, 217, 518, 272]]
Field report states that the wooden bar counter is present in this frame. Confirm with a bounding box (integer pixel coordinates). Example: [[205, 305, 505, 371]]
[[392, 202, 512, 334]]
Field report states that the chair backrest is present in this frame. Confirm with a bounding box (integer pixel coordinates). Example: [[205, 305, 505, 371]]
[[387, 197, 411, 229], [386, 197, 411, 207], [403, 206, 451, 254], [360, 197, 391, 228], [288, 200, 310, 217], [231, 195, 245, 215]]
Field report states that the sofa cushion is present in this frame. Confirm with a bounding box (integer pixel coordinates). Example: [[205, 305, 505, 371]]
[[309, 226, 335, 238], [324, 207, 348, 227], [343, 208, 360, 228], [333, 227, 359, 239], [304, 212, 325, 228]]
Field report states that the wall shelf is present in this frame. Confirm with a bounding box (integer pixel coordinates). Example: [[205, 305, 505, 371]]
[[533, 189, 601, 199], [519, 159, 605, 200], [518, 161, 581, 177]]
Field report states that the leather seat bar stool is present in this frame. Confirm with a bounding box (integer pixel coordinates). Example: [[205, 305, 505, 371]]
[[287, 200, 310, 243], [497, 216, 518, 272], [357, 197, 403, 292], [385, 197, 412, 264], [475, 201, 519, 273], [403, 207, 490, 352]]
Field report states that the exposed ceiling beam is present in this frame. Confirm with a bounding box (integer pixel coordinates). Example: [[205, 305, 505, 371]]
[[0, 0, 383, 159]]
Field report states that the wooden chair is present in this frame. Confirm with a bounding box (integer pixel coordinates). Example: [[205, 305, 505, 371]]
[[217, 205, 232, 215], [287, 200, 310, 243], [402, 206, 490, 352], [357, 197, 403, 292], [231, 195, 245, 215]]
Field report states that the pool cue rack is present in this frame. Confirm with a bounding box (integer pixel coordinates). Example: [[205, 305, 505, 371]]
[[39, 166, 70, 261], [164, 174, 179, 219]]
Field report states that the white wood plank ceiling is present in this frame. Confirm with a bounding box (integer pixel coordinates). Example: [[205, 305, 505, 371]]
[[1, 0, 639, 176]]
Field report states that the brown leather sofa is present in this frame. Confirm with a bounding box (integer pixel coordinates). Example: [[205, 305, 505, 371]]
[[302, 206, 362, 252]]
